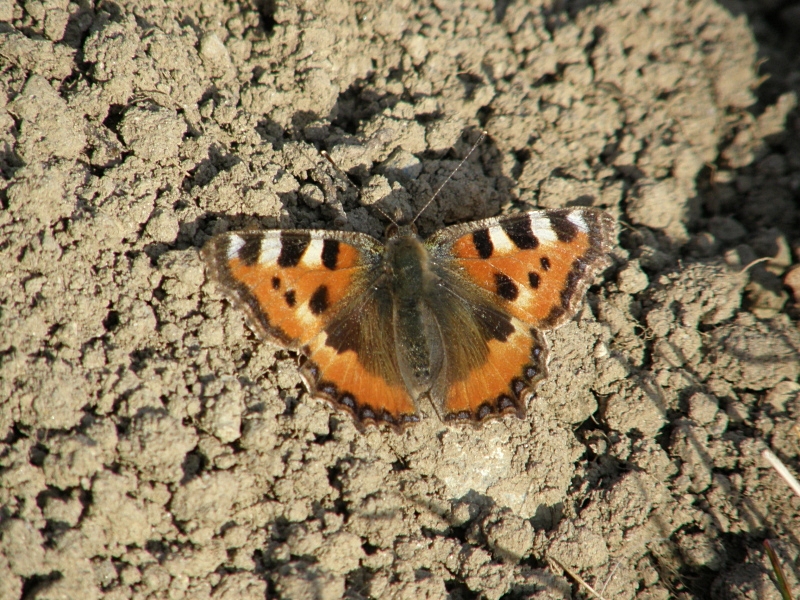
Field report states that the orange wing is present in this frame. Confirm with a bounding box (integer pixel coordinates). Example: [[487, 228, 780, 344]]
[[428, 208, 614, 330], [202, 230, 418, 429], [300, 288, 420, 429], [441, 324, 549, 422], [425, 208, 613, 421], [421, 268, 549, 422]]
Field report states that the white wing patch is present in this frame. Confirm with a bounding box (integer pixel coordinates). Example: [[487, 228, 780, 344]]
[[259, 236, 282, 264], [567, 211, 589, 233], [302, 239, 325, 268], [227, 234, 245, 259], [488, 226, 515, 254], [529, 214, 558, 245]]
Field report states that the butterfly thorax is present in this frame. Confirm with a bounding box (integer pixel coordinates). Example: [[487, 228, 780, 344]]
[[384, 231, 444, 399], [384, 231, 434, 293]]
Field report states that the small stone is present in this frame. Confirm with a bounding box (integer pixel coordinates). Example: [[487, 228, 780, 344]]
[[689, 231, 719, 257], [450, 499, 481, 526], [201, 385, 244, 443], [724, 244, 756, 269], [783, 265, 800, 302], [142, 564, 171, 591], [745, 269, 788, 319], [708, 216, 746, 244], [765, 381, 800, 412], [483, 511, 534, 562], [676, 532, 725, 570], [120, 565, 141, 585], [617, 260, 649, 294], [314, 532, 365, 575], [688, 392, 718, 425], [725, 400, 749, 423], [426, 115, 466, 153], [638, 245, 671, 271], [299, 183, 325, 208], [43, 492, 83, 526], [359, 174, 392, 207], [377, 148, 422, 184], [199, 33, 233, 74], [751, 228, 792, 271], [401, 34, 428, 65], [146, 209, 179, 243], [23, 275, 47, 296], [646, 308, 672, 338]]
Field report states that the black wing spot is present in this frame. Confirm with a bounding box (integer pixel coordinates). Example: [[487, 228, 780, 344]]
[[560, 261, 586, 308], [501, 218, 539, 249], [278, 232, 311, 267], [541, 305, 566, 327], [477, 403, 494, 420], [548, 210, 579, 243], [238, 235, 262, 266], [472, 229, 493, 258], [494, 272, 519, 301], [474, 305, 515, 342], [284, 290, 296, 307], [497, 395, 516, 411], [528, 271, 540, 289], [321, 239, 340, 270], [339, 394, 356, 410], [540, 256, 551, 271], [447, 410, 473, 421], [309, 285, 330, 315], [271, 276, 281, 290]]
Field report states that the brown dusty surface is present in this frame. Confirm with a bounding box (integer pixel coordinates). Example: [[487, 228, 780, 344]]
[[2, 0, 800, 598]]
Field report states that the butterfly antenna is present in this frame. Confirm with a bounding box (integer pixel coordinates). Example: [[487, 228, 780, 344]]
[[321, 150, 358, 190], [410, 130, 487, 225], [321, 150, 398, 226]]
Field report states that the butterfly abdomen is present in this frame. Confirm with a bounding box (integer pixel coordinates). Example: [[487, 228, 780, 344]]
[[386, 234, 445, 399]]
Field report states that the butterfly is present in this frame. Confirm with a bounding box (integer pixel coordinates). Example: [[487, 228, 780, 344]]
[[201, 203, 614, 431]]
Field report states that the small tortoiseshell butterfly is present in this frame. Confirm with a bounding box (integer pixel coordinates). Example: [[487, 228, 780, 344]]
[[202, 149, 614, 431]]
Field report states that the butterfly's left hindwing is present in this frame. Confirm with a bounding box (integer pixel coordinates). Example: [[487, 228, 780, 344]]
[[425, 270, 551, 422]]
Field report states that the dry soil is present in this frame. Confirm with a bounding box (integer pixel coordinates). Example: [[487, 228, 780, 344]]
[[2, 0, 800, 599]]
